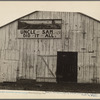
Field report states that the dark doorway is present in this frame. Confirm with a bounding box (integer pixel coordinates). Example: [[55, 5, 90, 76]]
[[56, 52, 77, 83]]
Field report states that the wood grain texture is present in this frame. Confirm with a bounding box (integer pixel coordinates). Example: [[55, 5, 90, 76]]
[[0, 11, 100, 83]]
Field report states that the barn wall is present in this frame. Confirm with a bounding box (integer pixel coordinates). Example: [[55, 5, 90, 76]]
[[77, 14, 100, 83], [0, 11, 100, 83], [0, 22, 18, 82]]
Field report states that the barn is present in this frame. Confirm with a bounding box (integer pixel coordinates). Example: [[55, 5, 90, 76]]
[[0, 11, 100, 84]]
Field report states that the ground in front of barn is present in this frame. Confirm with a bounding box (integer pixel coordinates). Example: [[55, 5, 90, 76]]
[[0, 80, 100, 94]]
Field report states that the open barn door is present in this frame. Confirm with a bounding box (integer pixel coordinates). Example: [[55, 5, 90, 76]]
[[56, 52, 77, 83]]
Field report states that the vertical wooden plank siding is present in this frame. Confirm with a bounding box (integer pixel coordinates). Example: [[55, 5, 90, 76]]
[[0, 11, 100, 83], [97, 23, 100, 83], [77, 13, 83, 83]]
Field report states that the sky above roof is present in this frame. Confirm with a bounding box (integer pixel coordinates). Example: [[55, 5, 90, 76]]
[[0, 1, 100, 27]]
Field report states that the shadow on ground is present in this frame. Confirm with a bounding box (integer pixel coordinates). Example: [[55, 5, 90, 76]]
[[0, 79, 100, 93]]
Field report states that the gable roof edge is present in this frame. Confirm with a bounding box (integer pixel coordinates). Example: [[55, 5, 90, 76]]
[[0, 11, 100, 29], [0, 11, 39, 29], [78, 12, 100, 23]]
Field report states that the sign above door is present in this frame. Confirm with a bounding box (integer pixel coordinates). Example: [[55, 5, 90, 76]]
[[17, 19, 62, 39]]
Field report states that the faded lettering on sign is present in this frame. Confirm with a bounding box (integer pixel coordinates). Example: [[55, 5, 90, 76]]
[[17, 19, 62, 39]]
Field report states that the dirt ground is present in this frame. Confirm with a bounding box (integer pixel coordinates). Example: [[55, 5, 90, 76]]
[[0, 80, 100, 93]]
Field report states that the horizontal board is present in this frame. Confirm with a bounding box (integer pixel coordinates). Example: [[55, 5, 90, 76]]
[[36, 77, 56, 82]]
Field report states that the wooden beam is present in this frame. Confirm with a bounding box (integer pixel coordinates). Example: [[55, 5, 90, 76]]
[[41, 56, 56, 78], [38, 55, 57, 57]]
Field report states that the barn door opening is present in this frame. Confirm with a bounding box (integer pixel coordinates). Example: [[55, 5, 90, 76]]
[[56, 52, 77, 83]]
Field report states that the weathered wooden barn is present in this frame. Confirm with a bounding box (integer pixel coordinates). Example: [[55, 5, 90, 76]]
[[0, 11, 100, 83]]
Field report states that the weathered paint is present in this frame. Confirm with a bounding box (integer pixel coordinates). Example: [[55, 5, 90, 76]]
[[0, 11, 100, 83], [17, 19, 62, 39]]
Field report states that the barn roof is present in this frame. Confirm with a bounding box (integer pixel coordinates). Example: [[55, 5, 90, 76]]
[[0, 11, 100, 29]]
